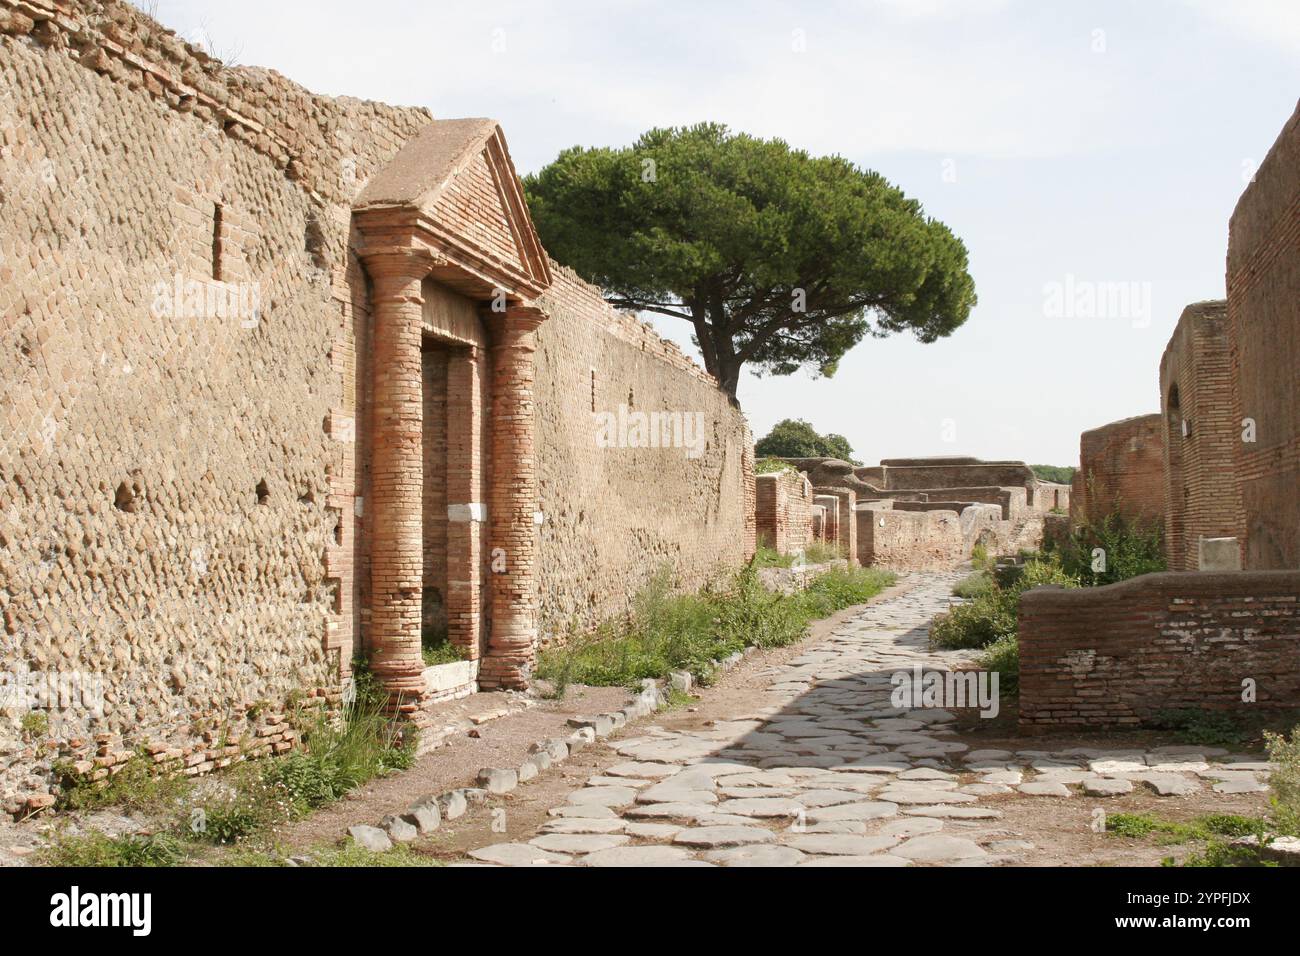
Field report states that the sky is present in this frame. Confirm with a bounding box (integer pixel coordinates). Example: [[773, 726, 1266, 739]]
[[154, 0, 1299, 466]]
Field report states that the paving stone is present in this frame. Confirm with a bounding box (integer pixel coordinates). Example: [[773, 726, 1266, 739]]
[[894, 834, 988, 862], [791, 820, 868, 834], [623, 802, 720, 821], [902, 805, 1003, 819], [806, 801, 899, 822], [672, 826, 775, 848], [703, 845, 806, 867], [961, 783, 1012, 796], [1082, 778, 1133, 797], [796, 854, 910, 867], [879, 817, 944, 837], [1212, 775, 1268, 794], [548, 804, 619, 819], [714, 797, 804, 818], [898, 768, 955, 781], [469, 843, 570, 866], [878, 788, 976, 805], [566, 786, 639, 807], [604, 761, 679, 779], [784, 834, 900, 855], [540, 818, 628, 835], [625, 822, 684, 839], [529, 833, 630, 854], [1018, 781, 1072, 797], [579, 845, 700, 867], [1143, 773, 1200, 796]]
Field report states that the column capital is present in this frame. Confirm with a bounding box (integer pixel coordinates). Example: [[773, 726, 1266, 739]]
[[357, 243, 441, 281], [484, 302, 548, 340]]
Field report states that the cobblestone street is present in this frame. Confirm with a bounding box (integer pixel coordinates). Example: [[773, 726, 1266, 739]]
[[462, 572, 1274, 867]]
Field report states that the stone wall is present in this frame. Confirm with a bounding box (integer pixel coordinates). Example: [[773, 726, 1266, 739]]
[[0, 0, 753, 808], [755, 468, 814, 554], [856, 504, 964, 571], [1070, 413, 1165, 528], [533, 265, 753, 640], [0, 0, 431, 807], [1227, 100, 1300, 571], [1159, 301, 1245, 570], [858, 458, 1037, 493], [1019, 571, 1300, 730]]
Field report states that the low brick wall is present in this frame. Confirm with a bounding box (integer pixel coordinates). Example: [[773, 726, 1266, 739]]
[[1019, 571, 1300, 730]]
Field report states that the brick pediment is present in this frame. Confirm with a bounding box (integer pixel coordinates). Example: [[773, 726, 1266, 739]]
[[354, 119, 551, 299]]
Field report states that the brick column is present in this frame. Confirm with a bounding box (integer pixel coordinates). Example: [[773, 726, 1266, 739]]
[[481, 305, 546, 690], [363, 249, 430, 712]]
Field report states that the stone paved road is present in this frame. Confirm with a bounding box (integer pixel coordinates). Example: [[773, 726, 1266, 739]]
[[463, 571, 1273, 867]]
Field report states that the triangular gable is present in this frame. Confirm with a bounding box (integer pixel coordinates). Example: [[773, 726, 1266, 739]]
[[355, 119, 551, 296]]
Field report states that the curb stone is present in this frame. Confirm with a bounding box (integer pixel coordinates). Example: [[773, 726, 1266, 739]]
[[352, 679, 670, 853]]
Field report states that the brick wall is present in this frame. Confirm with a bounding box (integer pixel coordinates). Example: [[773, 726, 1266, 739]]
[[857, 504, 964, 571], [0, 0, 754, 806], [0, 0, 432, 806], [1070, 413, 1165, 528], [1019, 571, 1300, 729], [1159, 301, 1245, 570], [1227, 100, 1300, 571], [533, 266, 752, 640], [755, 469, 814, 554]]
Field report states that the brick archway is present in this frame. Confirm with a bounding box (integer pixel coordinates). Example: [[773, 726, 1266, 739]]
[[353, 120, 553, 710]]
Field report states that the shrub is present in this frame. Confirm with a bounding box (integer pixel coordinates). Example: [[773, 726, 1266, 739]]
[[421, 631, 467, 667], [751, 544, 795, 568], [932, 554, 1077, 652], [1059, 512, 1165, 586], [803, 542, 842, 565], [55, 750, 192, 814], [264, 680, 416, 818], [1150, 708, 1247, 748], [952, 571, 993, 599], [978, 633, 1019, 695], [41, 831, 189, 867], [1266, 724, 1300, 836]]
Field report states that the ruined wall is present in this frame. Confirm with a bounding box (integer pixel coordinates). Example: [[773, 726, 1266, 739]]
[[857, 504, 964, 571], [1227, 100, 1300, 571], [0, 0, 432, 811], [1159, 301, 1244, 570], [1019, 571, 1300, 729], [533, 265, 752, 640], [755, 469, 813, 554], [0, 0, 755, 810], [1070, 414, 1164, 528], [859, 458, 1037, 493]]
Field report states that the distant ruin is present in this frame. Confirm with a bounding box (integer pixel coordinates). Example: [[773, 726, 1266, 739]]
[[754, 456, 1069, 570]]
